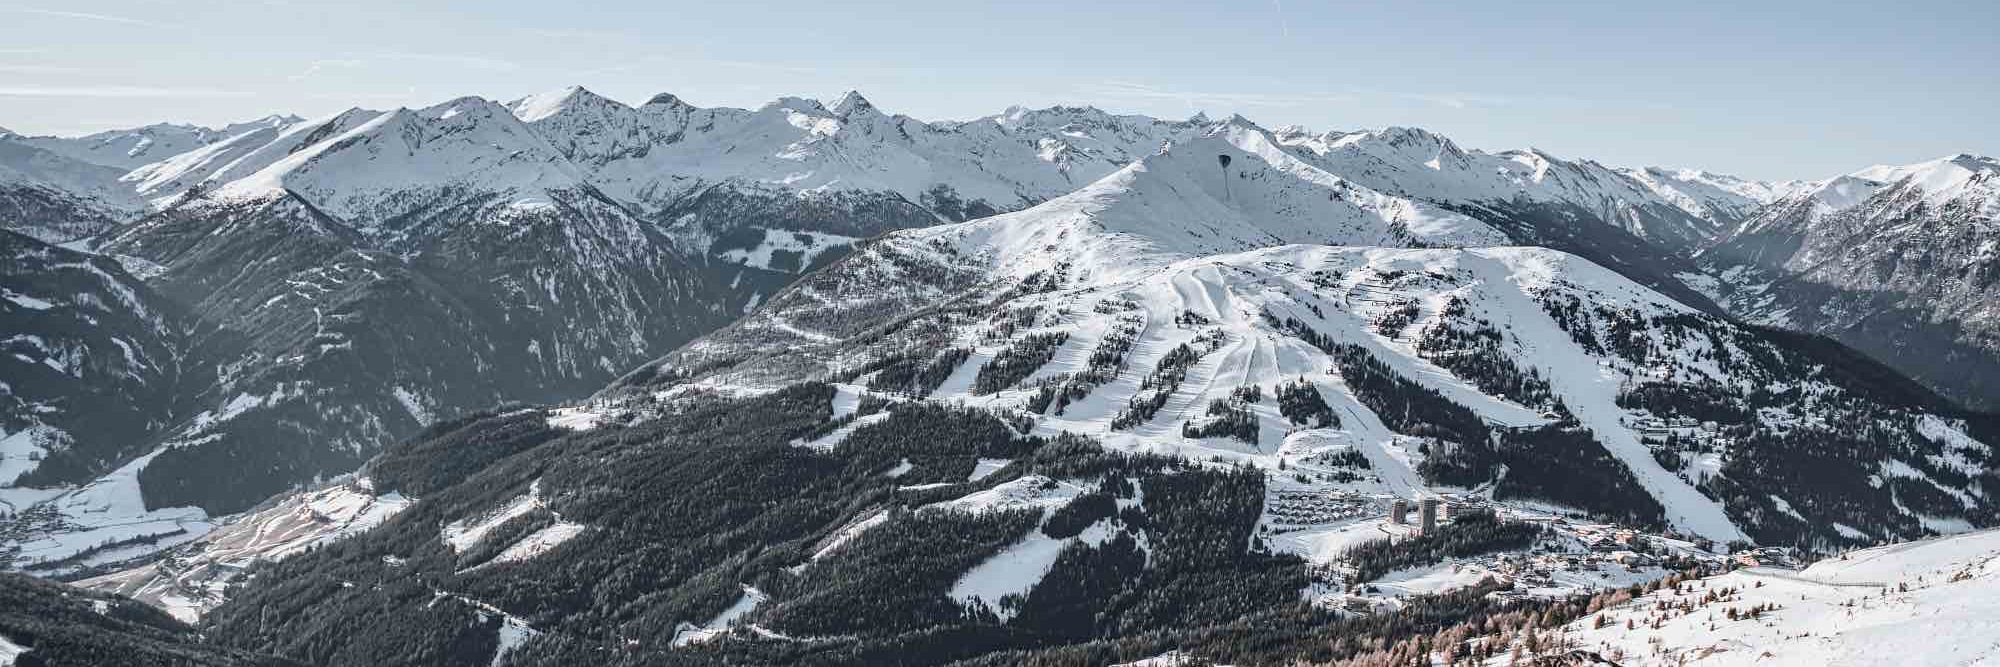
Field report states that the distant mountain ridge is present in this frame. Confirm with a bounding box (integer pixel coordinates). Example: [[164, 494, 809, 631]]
[[1700, 154, 2000, 409]]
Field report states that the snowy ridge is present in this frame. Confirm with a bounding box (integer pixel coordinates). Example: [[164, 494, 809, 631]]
[[3, 87, 1795, 252], [1615, 166, 1802, 225], [507, 88, 1197, 217], [1697, 153, 2000, 409], [1721, 153, 1997, 243], [6, 116, 298, 171], [1273, 125, 1740, 249], [122, 109, 380, 208], [212, 97, 590, 228], [912, 123, 1510, 282]]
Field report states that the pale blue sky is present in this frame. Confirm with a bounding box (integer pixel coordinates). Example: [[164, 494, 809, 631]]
[[1, 0, 1992, 180]]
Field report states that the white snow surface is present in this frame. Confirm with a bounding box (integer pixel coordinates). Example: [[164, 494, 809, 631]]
[[717, 228, 858, 272], [967, 458, 1013, 482], [1, 449, 214, 574], [487, 522, 585, 566], [671, 585, 769, 647], [925, 475, 1089, 515], [443, 482, 547, 554], [1550, 528, 2000, 666], [546, 405, 607, 431], [928, 476, 1120, 621], [490, 614, 535, 667], [806, 509, 890, 563], [1371, 561, 1499, 596]]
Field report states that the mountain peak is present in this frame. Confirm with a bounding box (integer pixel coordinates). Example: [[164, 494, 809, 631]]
[[642, 91, 690, 110], [422, 96, 514, 123], [764, 96, 828, 114], [831, 90, 878, 118], [1943, 153, 1999, 172], [1217, 113, 1259, 130], [1272, 124, 1312, 138], [1841, 153, 1998, 209], [990, 104, 1117, 130], [508, 86, 625, 123], [1375, 125, 1450, 145]]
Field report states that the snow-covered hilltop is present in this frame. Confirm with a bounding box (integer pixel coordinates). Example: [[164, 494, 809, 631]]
[[612, 123, 1996, 550], [1547, 527, 2000, 665]]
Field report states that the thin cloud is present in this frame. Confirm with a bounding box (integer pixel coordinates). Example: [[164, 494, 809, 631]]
[[360, 51, 520, 72], [304, 89, 417, 103], [288, 58, 364, 81], [707, 58, 823, 75], [0, 85, 252, 98], [0, 64, 92, 74], [524, 27, 627, 41], [5, 6, 181, 28], [1078, 80, 1352, 111], [621, 51, 828, 77], [1080, 79, 1633, 115]]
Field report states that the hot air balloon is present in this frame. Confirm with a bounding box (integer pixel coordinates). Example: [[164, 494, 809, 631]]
[[1218, 154, 1233, 201]]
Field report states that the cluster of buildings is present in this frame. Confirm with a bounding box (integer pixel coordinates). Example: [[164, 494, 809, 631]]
[[1263, 489, 1372, 533]]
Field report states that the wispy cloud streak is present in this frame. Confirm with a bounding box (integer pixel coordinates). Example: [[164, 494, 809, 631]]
[[288, 58, 364, 81], [0, 85, 251, 98], [360, 51, 520, 72], [5, 6, 180, 28]]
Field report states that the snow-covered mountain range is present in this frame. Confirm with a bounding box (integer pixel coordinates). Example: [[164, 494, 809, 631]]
[[2, 86, 1995, 667], [2, 87, 1829, 572], [53, 117, 1986, 667], [1700, 154, 2000, 410]]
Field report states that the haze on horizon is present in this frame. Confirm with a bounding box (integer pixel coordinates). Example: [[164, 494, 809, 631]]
[[0, 0, 1992, 181]]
